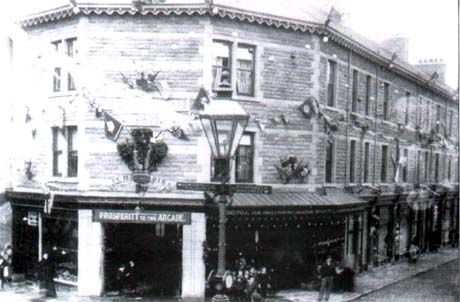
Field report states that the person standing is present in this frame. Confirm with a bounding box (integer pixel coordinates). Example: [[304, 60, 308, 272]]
[[1, 244, 12, 285], [318, 255, 337, 302], [38, 252, 57, 298]]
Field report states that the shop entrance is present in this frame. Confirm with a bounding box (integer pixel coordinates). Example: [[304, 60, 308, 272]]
[[104, 223, 182, 297]]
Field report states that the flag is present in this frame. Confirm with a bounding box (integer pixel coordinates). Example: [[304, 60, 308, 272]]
[[104, 111, 124, 141], [157, 80, 171, 100], [191, 88, 211, 112], [326, 6, 343, 26], [168, 126, 189, 140]]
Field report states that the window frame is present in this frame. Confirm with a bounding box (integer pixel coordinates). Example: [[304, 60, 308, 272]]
[[363, 142, 370, 183], [383, 82, 390, 121], [349, 140, 357, 183], [402, 148, 409, 183], [235, 44, 256, 97], [380, 145, 388, 183], [234, 133, 255, 183], [405, 91, 411, 125], [325, 138, 335, 183], [365, 75, 372, 116], [52, 126, 78, 178], [326, 59, 337, 107], [351, 69, 359, 113]]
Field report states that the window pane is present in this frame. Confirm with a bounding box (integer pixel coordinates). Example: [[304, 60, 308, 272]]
[[405, 92, 411, 124], [235, 134, 254, 183], [212, 41, 231, 91], [67, 127, 78, 177], [364, 143, 370, 182], [365, 75, 371, 115], [325, 140, 334, 183], [52, 128, 63, 177], [349, 140, 356, 183], [327, 60, 336, 106], [381, 145, 388, 182], [236, 45, 255, 96], [402, 149, 408, 182], [68, 73, 75, 91], [351, 70, 358, 113], [53, 67, 61, 92], [383, 83, 390, 120]]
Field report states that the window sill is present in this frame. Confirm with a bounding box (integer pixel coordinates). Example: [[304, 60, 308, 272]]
[[48, 177, 79, 184], [381, 120, 397, 127], [232, 95, 259, 103], [49, 91, 78, 98], [324, 106, 345, 114]]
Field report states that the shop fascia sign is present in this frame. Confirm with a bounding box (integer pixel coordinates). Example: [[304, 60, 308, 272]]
[[93, 209, 191, 224]]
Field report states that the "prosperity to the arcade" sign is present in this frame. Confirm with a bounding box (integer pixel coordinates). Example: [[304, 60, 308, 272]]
[[93, 210, 191, 224]]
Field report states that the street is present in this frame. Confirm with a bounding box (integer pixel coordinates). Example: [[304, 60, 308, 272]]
[[353, 260, 459, 302]]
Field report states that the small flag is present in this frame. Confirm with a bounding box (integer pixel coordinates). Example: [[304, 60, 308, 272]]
[[104, 111, 124, 141], [157, 80, 171, 100], [191, 88, 211, 112], [168, 126, 189, 140]]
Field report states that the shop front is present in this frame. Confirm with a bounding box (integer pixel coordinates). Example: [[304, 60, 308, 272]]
[[204, 191, 367, 293], [7, 191, 207, 299]]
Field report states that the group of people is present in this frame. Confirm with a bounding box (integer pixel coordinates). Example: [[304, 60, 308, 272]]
[[0, 244, 13, 290]]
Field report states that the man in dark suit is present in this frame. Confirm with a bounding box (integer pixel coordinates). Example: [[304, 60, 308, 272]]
[[318, 255, 337, 301]]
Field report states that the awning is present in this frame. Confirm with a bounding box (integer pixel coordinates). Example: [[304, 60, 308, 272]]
[[231, 191, 367, 209]]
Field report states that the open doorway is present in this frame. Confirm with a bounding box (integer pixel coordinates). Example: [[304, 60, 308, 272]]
[[104, 223, 182, 297]]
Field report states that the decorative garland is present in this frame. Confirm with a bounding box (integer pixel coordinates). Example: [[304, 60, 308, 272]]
[[274, 156, 311, 184]]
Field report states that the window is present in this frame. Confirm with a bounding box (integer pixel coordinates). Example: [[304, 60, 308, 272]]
[[416, 150, 421, 182], [381, 145, 388, 182], [326, 60, 337, 107], [365, 75, 372, 116], [53, 67, 61, 92], [402, 149, 408, 182], [52, 126, 78, 177], [212, 41, 256, 97], [51, 38, 77, 92], [447, 110, 453, 137], [434, 153, 440, 182], [436, 104, 441, 133], [448, 156, 452, 182], [405, 91, 411, 125], [383, 83, 390, 120], [211, 133, 254, 182], [426, 100, 431, 129], [351, 70, 358, 113], [349, 140, 356, 183], [325, 139, 335, 183], [235, 133, 254, 183], [363, 142, 370, 183], [424, 151, 430, 181], [236, 45, 255, 96]]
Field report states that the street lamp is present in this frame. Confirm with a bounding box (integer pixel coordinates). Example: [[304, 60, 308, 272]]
[[199, 100, 249, 301]]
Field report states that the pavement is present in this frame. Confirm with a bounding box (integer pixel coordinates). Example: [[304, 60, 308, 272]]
[[0, 247, 457, 302]]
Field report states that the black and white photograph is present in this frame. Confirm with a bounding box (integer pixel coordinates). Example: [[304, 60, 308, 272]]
[[0, 0, 458, 301]]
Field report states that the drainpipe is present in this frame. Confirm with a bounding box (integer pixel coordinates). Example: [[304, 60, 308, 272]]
[[372, 66, 379, 185], [345, 48, 352, 187]]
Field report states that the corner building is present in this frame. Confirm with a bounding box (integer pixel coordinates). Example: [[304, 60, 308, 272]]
[[7, 1, 459, 299]]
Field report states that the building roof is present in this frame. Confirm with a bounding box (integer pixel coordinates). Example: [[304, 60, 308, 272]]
[[17, 1, 457, 99], [232, 191, 367, 209]]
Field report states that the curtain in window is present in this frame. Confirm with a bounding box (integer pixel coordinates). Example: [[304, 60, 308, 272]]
[[237, 59, 253, 95]]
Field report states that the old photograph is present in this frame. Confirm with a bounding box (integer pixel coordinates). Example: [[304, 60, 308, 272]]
[[0, 0, 458, 301]]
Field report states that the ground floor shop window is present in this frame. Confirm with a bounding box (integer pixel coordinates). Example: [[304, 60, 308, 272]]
[[103, 223, 182, 297], [43, 210, 78, 284], [12, 207, 39, 277], [206, 212, 346, 293]]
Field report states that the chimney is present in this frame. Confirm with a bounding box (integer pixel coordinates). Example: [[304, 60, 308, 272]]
[[414, 58, 447, 83], [381, 36, 409, 62]]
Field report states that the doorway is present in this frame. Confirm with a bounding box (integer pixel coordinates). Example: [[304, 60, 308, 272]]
[[104, 223, 182, 297]]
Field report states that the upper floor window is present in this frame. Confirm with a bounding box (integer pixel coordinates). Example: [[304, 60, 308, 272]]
[[211, 133, 254, 183], [349, 140, 356, 183], [325, 139, 335, 183], [381, 145, 388, 182], [447, 156, 452, 182], [424, 151, 430, 181], [416, 150, 421, 182], [235, 133, 254, 183], [212, 41, 255, 98], [363, 142, 370, 183], [402, 148, 408, 182], [383, 83, 390, 120], [365, 75, 372, 116], [405, 91, 411, 125], [351, 70, 358, 113], [436, 104, 443, 133], [51, 38, 77, 92], [236, 45, 255, 96], [326, 60, 337, 107], [447, 110, 453, 137], [434, 153, 440, 182], [52, 126, 78, 177]]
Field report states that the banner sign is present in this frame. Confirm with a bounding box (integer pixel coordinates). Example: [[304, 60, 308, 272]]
[[93, 210, 191, 225]]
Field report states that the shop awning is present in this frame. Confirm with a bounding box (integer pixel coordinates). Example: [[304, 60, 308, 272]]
[[231, 191, 367, 209]]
